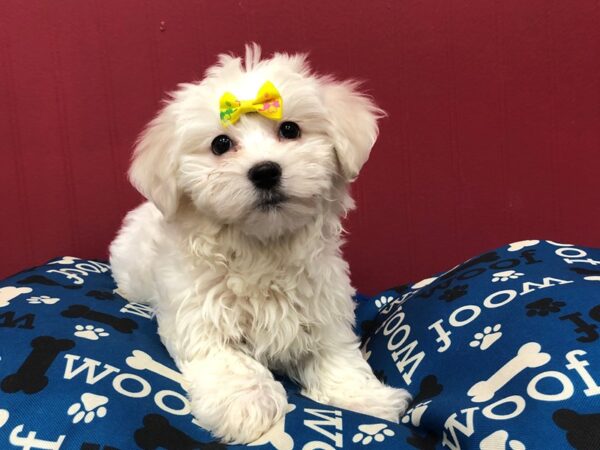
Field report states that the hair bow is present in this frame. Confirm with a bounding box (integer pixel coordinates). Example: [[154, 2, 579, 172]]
[[219, 81, 283, 127]]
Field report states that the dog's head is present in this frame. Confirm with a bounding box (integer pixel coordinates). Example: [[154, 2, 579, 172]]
[[129, 44, 383, 239]]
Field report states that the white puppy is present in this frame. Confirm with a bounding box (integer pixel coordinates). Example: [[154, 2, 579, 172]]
[[110, 44, 410, 443]]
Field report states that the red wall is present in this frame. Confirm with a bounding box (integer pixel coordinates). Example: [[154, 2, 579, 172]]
[[1, 0, 599, 294]]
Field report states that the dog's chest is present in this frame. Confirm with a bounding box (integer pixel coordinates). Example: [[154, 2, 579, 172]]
[[222, 258, 321, 361], [183, 230, 345, 361]]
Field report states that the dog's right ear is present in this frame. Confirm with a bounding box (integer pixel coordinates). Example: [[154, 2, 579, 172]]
[[320, 79, 384, 182], [128, 109, 180, 219]]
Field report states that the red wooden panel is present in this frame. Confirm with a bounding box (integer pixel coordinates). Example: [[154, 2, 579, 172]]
[[1, 0, 599, 294]]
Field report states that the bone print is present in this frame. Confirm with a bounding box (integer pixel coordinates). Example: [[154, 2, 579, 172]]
[[468, 342, 550, 403], [18, 275, 80, 290], [126, 350, 185, 386], [134, 414, 225, 450], [61, 305, 138, 333], [407, 430, 438, 450], [86, 290, 116, 301], [1, 336, 75, 394], [411, 375, 443, 406], [570, 267, 600, 280], [553, 409, 600, 450], [507, 240, 539, 252], [0, 286, 32, 308]]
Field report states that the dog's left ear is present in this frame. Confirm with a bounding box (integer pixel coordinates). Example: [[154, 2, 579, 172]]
[[128, 108, 181, 219], [321, 80, 385, 181]]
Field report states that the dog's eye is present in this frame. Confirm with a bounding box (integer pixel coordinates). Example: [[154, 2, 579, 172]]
[[278, 122, 301, 140], [211, 135, 234, 155]]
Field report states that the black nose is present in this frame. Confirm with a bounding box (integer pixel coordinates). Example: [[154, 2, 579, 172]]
[[248, 161, 282, 190]]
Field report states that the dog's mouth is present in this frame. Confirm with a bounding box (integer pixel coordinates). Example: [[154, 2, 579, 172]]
[[257, 191, 288, 211]]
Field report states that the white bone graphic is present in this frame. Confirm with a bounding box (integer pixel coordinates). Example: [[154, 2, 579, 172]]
[[468, 342, 550, 403], [126, 350, 185, 387], [412, 277, 438, 289], [584, 276, 600, 281], [507, 240, 539, 252], [0, 287, 32, 308]]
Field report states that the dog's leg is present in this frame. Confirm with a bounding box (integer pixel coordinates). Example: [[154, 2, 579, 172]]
[[295, 339, 411, 422], [176, 347, 288, 444]]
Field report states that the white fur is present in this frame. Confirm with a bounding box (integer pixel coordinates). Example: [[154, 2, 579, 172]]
[[110, 44, 410, 444]]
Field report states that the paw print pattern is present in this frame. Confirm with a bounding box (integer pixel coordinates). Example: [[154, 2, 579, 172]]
[[439, 285, 468, 302], [492, 270, 524, 282], [526, 298, 566, 317], [67, 393, 108, 424], [470, 324, 502, 350], [480, 430, 526, 450], [402, 401, 432, 427], [352, 424, 395, 445], [374, 296, 394, 309], [26, 295, 60, 305], [74, 325, 110, 340]]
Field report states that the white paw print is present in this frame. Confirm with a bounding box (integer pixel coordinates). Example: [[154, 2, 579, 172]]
[[74, 324, 110, 341], [26, 295, 60, 305], [470, 324, 502, 350], [374, 296, 394, 309], [480, 430, 525, 450], [352, 423, 395, 445], [491, 270, 524, 282], [401, 401, 431, 427], [67, 393, 108, 424]]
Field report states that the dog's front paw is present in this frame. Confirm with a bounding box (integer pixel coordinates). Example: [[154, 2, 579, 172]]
[[360, 384, 412, 423], [187, 373, 288, 444], [306, 383, 411, 423]]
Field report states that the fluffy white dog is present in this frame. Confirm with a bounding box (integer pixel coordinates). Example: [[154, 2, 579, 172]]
[[110, 44, 410, 443]]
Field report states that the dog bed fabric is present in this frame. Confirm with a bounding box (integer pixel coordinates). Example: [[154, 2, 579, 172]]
[[0, 240, 599, 449]]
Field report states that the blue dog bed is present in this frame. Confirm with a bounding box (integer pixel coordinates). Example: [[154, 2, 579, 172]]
[[1, 240, 599, 449]]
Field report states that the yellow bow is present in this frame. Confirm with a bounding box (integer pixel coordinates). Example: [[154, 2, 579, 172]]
[[219, 81, 283, 127]]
